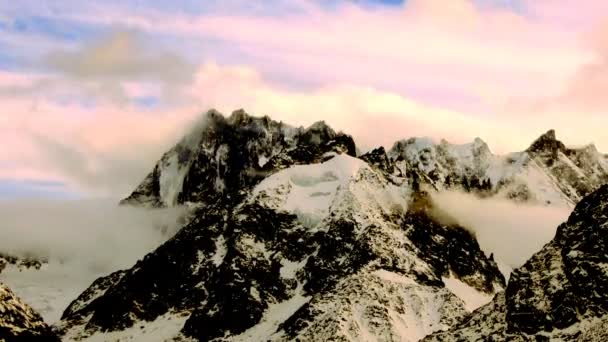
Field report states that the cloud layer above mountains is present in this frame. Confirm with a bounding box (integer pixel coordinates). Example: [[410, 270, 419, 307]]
[[2, 0, 608, 196]]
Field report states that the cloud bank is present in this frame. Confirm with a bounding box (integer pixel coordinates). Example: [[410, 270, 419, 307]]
[[0, 198, 186, 271], [0, 198, 187, 322], [431, 191, 571, 269]]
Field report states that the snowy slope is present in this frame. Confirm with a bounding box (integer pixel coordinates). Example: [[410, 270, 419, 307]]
[[62, 311, 189, 342], [250, 154, 409, 231]]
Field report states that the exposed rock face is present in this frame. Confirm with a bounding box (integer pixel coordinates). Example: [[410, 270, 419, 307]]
[[0, 282, 58, 341], [56, 270, 127, 336], [424, 184, 608, 341], [59, 111, 504, 341], [0, 253, 46, 275], [121, 109, 356, 208], [526, 129, 565, 156], [359, 146, 395, 174]]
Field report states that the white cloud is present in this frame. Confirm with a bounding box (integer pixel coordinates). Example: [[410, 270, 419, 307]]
[[431, 191, 571, 268], [0, 198, 187, 322], [0, 198, 186, 270]]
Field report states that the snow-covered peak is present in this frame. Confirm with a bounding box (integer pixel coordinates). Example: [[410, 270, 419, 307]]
[[390, 137, 436, 155], [251, 153, 409, 230], [385, 130, 608, 208], [389, 137, 437, 173], [83, 112, 608, 341], [305, 120, 334, 133], [64, 147, 504, 341]]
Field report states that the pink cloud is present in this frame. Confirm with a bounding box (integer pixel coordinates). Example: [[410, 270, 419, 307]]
[[526, 0, 608, 31], [4, 1, 608, 196], [59, 0, 591, 114], [4, 60, 608, 196], [0, 93, 201, 195]]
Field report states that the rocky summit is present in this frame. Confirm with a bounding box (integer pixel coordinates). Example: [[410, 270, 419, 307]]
[[120, 109, 356, 208]]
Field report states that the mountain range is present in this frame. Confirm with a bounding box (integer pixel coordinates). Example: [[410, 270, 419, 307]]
[[2, 109, 608, 341]]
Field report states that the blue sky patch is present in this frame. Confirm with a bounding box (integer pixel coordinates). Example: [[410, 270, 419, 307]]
[[0, 180, 80, 199]]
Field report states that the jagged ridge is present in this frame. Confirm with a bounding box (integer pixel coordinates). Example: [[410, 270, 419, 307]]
[[121, 109, 356, 207], [388, 130, 608, 207]]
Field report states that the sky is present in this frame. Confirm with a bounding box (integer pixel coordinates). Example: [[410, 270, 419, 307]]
[[2, 0, 608, 198]]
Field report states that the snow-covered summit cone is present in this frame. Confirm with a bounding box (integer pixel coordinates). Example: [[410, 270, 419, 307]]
[[121, 109, 356, 207], [0, 282, 59, 341], [59, 152, 504, 341], [424, 184, 608, 341]]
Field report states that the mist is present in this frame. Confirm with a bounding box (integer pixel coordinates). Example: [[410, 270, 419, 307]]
[[431, 191, 572, 269], [0, 198, 188, 322]]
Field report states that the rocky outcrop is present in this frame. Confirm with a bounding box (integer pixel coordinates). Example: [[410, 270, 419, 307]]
[[0, 252, 46, 275], [0, 282, 58, 341]]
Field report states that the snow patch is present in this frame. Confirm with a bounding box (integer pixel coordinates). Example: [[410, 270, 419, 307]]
[[253, 154, 368, 227], [373, 270, 417, 285], [66, 311, 189, 342], [158, 153, 189, 206], [279, 258, 308, 279], [258, 155, 269, 168], [230, 286, 310, 342], [442, 274, 495, 312], [212, 235, 227, 267], [214, 144, 230, 192]]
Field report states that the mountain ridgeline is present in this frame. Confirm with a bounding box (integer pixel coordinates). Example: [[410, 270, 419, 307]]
[[10, 109, 605, 341]]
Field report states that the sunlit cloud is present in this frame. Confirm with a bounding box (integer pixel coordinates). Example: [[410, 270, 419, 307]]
[[1, 0, 608, 196]]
